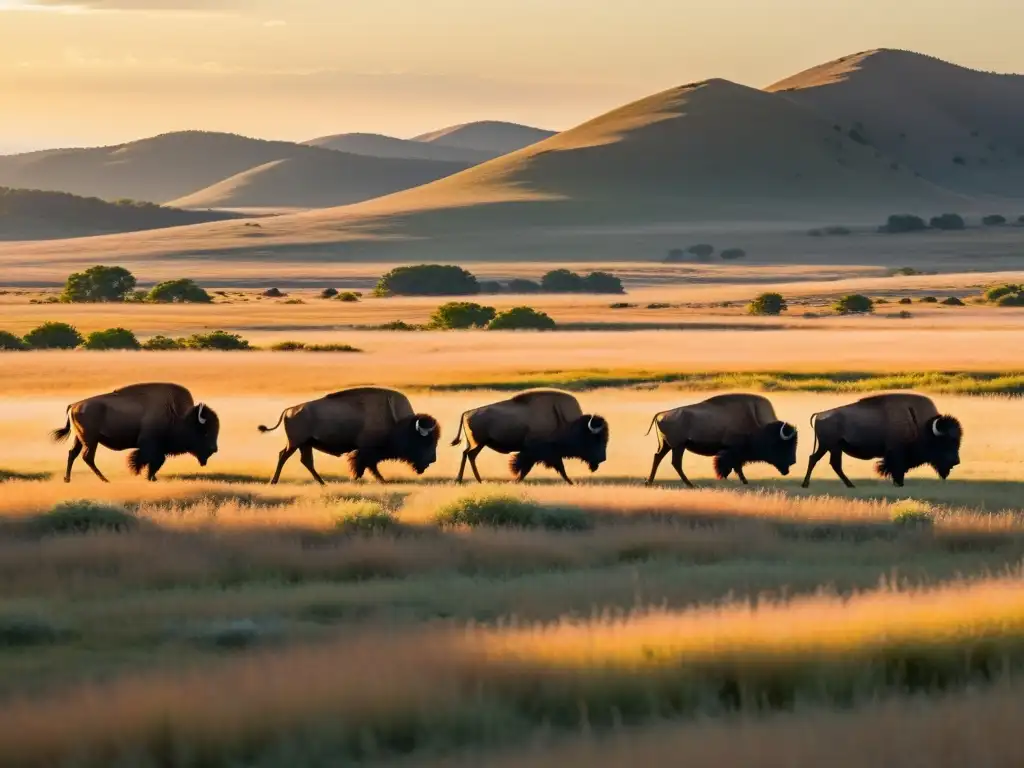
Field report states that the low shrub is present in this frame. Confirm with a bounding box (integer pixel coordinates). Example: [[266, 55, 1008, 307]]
[[337, 292, 360, 303], [874, 298, 889, 305], [646, 303, 671, 310], [747, 292, 787, 316], [719, 248, 747, 260], [180, 330, 251, 350], [0, 330, 26, 350], [487, 307, 556, 331], [375, 320, 420, 331], [609, 302, 634, 309], [881, 214, 927, 233], [983, 214, 1007, 226], [890, 499, 935, 528], [665, 248, 686, 262], [890, 267, 923, 276], [833, 294, 874, 314], [809, 225, 853, 236], [942, 296, 965, 306], [478, 280, 503, 294], [687, 243, 714, 258], [22, 321, 84, 350], [898, 297, 913, 305], [270, 341, 361, 353], [930, 213, 966, 231], [581, 271, 625, 294], [262, 288, 286, 298], [319, 287, 338, 299], [434, 493, 591, 531], [283, 299, 304, 305], [996, 293, 1024, 307], [147, 279, 212, 304], [82, 327, 141, 350], [982, 284, 1022, 303], [142, 335, 182, 350], [29, 500, 137, 536], [919, 296, 938, 304], [506, 279, 542, 294], [898, 310, 913, 319], [430, 301, 497, 330], [334, 503, 400, 535]]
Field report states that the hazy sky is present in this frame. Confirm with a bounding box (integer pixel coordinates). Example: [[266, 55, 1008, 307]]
[[2, 0, 1024, 151]]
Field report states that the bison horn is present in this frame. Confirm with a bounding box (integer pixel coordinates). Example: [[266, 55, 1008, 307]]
[[780, 423, 794, 440], [416, 418, 431, 437], [197, 404, 207, 425], [587, 416, 603, 434], [932, 419, 943, 437]]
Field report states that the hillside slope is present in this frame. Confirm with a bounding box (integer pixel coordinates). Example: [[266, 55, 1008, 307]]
[[168, 151, 470, 210], [768, 49, 1024, 198], [0, 131, 465, 205], [412, 120, 556, 154], [0, 186, 238, 240], [303, 132, 493, 164]]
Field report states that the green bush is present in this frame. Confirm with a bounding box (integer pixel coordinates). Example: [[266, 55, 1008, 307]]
[[82, 327, 141, 350], [982, 284, 1022, 303], [687, 243, 715, 258], [29, 500, 137, 536], [429, 301, 497, 329], [983, 214, 1007, 226], [180, 330, 251, 350], [147, 279, 212, 304], [435, 493, 591, 531], [334, 503, 400, 535], [22, 322, 84, 349], [0, 330, 26, 350], [142, 335, 183, 350], [930, 213, 965, 231], [609, 302, 634, 309], [337, 292, 360, 302], [919, 296, 938, 303], [262, 288, 285, 298], [581, 271, 625, 294], [890, 499, 935, 528], [942, 296, 965, 306], [373, 320, 421, 331], [487, 307, 556, 330], [319, 287, 338, 299], [60, 265, 137, 303], [506, 279, 542, 293], [478, 280, 503, 294], [720, 248, 747, 260], [880, 214, 927, 233], [833, 294, 874, 314], [898, 297, 913, 305], [996, 293, 1024, 307], [374, 265, 479, 297], [747, 292, 787, 316], [540, 269, 586, 293], [270, 341, 361, 352]]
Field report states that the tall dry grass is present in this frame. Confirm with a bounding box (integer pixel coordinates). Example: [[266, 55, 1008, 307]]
[[1, 576, 1023, 766]]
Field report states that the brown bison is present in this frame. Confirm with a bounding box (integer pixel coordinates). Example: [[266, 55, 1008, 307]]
[[258, 387, 440, 485], [801, 393, 963, 488], [449, 389, 609, 485], [644, 393, 798, 487], [51, 382, 220, 483]]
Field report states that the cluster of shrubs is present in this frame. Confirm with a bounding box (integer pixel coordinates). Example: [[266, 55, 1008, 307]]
[[982, 284, 1024, 307], [0, 324, 256, 351], [879, 213, 1022, 234], [59, 266, 213, 304], [373, 265, 624, 297], [808, 226, 853, 237], [428, 302, 556, 330], [319, 288, 361, 302], [665, 244, 747, 263]]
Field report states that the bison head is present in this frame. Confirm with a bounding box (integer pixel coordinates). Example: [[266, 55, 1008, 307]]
[[755, 420, 799, 476], [923, 414, 962, 479], [394, 414, 440, 474], [186, 402, 220, 466], [566, 414, 609, 472]]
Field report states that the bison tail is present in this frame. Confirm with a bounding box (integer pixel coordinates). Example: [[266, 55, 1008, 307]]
[[449, 413, 467, 447], [258, 411, 286, 434], [50, 410, 72, 443], [644, 413, 665, 437]]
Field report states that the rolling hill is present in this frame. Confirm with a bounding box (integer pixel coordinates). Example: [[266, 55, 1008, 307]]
[[0, 186, 239, 240], [168, 151, 471, 210], [0, 131, 469, 206], [768, 49, 1024, 198], [303, 132, 493, 164], [412, 120, 556, 155]]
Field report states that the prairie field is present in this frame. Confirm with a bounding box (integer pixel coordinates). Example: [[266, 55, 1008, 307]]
[[2, 267, 1024, 767]]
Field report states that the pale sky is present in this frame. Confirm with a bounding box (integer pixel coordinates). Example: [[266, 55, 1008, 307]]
[[2, 0, 1024, 152]]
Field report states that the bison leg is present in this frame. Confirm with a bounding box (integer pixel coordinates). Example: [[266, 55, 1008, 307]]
[[81, 441, 109, 483], [367, 462, 388, 484], [645, 444, 670, 486], [801, 446, 828, 488], [299, 445, 326, 486], [550, 457, 574, 486], [146, 454, 166, 482], [829, 450, 855, 488], [734, 465, 749, 485], [670, 448, 695, 488], [63, 437, 84, 483], [270, 446, 297, 485], [457, 446, 485, 484]]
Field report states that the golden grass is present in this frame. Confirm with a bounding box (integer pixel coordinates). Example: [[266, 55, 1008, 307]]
[[1, 576, 1022, 765]]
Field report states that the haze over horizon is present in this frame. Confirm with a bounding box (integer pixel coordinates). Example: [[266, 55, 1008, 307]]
[[3, 0, 1024, 153]]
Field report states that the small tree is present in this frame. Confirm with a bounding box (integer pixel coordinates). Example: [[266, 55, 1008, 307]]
[[180, 330, 251, 350], [0, 330, 26, 350], [478, 280, 503, 294], [142, 335, 182, 350], [60, 265, 136, 303], [687, 244, 715, 258], [930, 213, 965, 231], [833, 294, 874, 314], [941, 296, 965, 306], [506, 279, 542, 293], [720, 248, 747, 260], [665, 248, 686, 262], [487, 307, 557, 330], [982, 214, 1007, 226], [881, 214, 927, 233], [337, 292, 360, 302], [23, 322, 84, 349], [581, 272, 625, 294], [540, 269, 586, 293], [374, 265, 479, 297], [429, 302, 497, 329], [320, 288, 339, 299], [748, 292, 787, 316], [147, 279, 212, 304], [983, 284, 1023, 303], [82, 327, 141, 350]]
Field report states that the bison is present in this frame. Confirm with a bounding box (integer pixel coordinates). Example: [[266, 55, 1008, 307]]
[[51, 382, 220, 483], [449, 389, 609, 485], [258, 387, 440, 485], [644, 393, 798, 487], [801, 393, 963, 488]]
